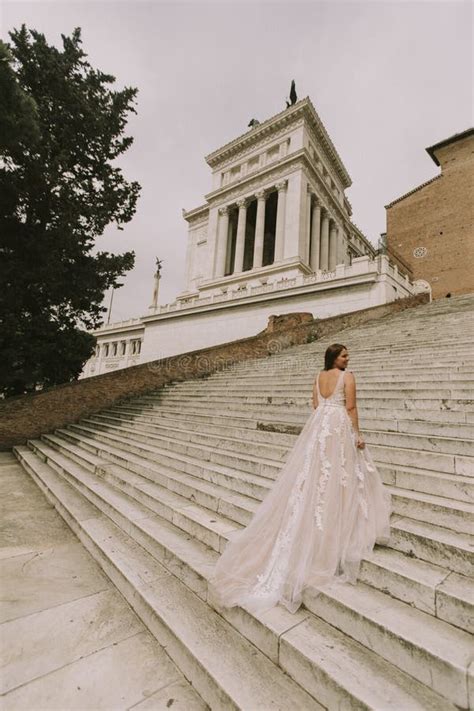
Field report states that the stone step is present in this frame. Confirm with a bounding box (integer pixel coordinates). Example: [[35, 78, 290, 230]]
[[29, 436, 240, 555], [84, 416, 474, 527], [214, 357, 474, 377], [215, 369, 473, 386], [94, 408, 474, 448], [52, 427, 272, 501], [226, 337, 474, 353], [366, 430, 473, 457], [219, 359, 474, 376], [225, 335, 474, 353], [27, 435, 474, 633], [170, 378, 474, 394], [365, 417, 474, 439], [197, 344, 474, 359], [380, 462, 474, 505], [50, 425, 474, 576], [385, 485, 473, 534], [97, 410, 474, 501], [135, 388, 474, 413], [108, 401, 471, 429], [220, 354, 474, 372], [155, 388, 474, 412], [68, 417, 473, 487], [227, 343, 474, 358], [207, 373, 474, 390], [13, 446, 323, 711], [108, 408, 474, 475], [134, 398, 474, 424], [301, 580, 473, 708], [212, 360, 474, 373], [83, 416, 290, 464], [74, 412, 474, 507], [369, 441, 472, 478], [150, 390, 474, 410], [66, 420, 281, 481], [78, 420, 474, 533], [298, 326, 473, 339], [36, 431, 474, 635], [359, 547, 473, 633], [389, 516, 474, 576], [295, 345, 472, 362], [44, 430, 257, 528], [93, 411, 300, 448], [15, 444, 470, 709], [207, 365, 474, 382], [85, 414, 474, 483]]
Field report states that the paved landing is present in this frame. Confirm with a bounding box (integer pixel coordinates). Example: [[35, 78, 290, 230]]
[[0, 452, 207, 711]]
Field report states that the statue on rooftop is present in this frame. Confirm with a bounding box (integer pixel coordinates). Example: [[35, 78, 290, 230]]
[[285, 79, 298, 108]]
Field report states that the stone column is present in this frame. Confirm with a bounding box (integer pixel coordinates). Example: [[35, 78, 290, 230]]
[[328, 219, 338, 270], [320, 209, 330, 270], [149, 271, 161, 310], [336, 227, 346, 266], [310, 199, 321, 272], [234, 198, 248, 273], [305, 186, 313, 265], [344, 234, 351, 265], [274, 180, 287, 262], [253, 189, 266, 269], [214, 206, 229, 278], [182, 232, 193, 292]]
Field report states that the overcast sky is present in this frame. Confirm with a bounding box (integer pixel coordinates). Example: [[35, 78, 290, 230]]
[[2, 0, 472, 322]]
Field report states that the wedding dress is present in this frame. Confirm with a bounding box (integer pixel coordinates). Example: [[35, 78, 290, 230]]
[[208, 368, 392, 615]]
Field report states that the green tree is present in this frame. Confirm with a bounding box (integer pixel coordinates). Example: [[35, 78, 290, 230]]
[[0, 26, 140, 397]]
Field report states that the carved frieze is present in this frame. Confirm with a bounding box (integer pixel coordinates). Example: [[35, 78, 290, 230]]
[[211, 159, 305, 208], [186, 212, 209, 228], [207, 118, 304, 170]]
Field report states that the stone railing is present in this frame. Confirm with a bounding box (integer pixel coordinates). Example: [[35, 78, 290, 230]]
[[0, 292, 429, 450], [153, 255, 413, 315], [94, 317, 143, 332]]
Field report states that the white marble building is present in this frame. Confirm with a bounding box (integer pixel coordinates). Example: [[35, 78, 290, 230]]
[[81, 97, 415, 378]]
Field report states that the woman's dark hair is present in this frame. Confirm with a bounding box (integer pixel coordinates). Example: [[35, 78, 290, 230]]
[[324, 343, 347, 370]]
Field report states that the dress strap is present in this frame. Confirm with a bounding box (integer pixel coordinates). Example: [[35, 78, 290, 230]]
[[334, 368, 344, 396]]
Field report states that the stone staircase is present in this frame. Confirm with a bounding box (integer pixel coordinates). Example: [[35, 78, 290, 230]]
[[13, 293, 474, 710]]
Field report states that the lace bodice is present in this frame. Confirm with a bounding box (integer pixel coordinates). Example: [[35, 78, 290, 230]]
[[316, 368, 347, 407]]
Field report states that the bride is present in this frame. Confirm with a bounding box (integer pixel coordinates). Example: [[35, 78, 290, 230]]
[[208, 343, 392, 615]]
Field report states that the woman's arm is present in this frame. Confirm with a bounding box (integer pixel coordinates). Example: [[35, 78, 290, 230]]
[[312, 373, 319, 409], [344, 371, 365, 448]]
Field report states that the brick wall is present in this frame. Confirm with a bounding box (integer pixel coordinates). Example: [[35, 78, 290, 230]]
[[0, 293, 429, 450], [386, 133, 474, 299]]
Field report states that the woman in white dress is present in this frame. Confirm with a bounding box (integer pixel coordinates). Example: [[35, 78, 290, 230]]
[[208, 343, 392, 615]]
